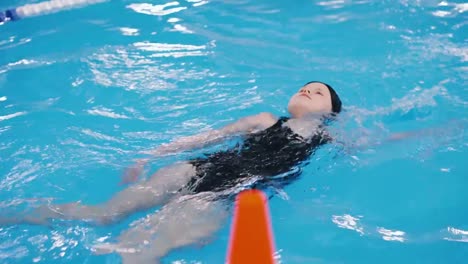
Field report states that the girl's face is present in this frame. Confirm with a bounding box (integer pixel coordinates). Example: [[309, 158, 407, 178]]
[[287, 82, 333, 118]]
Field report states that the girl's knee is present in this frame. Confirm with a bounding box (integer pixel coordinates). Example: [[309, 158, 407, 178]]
[[148, 162, 197, 187]]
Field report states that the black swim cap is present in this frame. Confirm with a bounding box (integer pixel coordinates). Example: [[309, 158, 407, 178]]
[[304, 81, 342, 114]]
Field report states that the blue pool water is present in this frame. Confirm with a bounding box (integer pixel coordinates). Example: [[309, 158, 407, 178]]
[[1, 0, 467, 263]]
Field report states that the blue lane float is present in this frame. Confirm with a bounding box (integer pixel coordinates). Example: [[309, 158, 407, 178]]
[[0, 9, 20, 23], [1, 0, 107, 24]]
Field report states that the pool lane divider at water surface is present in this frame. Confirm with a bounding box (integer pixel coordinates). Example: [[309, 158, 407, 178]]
[[0, 0, 108, 23], [228, 190, 276, 264]]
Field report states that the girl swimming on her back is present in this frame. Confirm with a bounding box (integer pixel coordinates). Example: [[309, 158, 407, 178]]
[[6, 81, 342, 263]]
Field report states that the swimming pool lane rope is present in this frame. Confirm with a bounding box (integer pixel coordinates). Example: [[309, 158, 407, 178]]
[[0, 0, 108, 23]]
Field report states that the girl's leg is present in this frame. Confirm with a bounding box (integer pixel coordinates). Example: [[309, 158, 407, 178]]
[[94, 192, 228, 264], [21, 162, 197, 225]]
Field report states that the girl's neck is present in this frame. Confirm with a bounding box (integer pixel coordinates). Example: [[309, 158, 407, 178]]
[[285, 115, 324, 139], [289, 112, 328, 122]]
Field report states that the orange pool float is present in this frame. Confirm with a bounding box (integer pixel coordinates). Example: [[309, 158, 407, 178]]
[[227, 189, 276, 264]]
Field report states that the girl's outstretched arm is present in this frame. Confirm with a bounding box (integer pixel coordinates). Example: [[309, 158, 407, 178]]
[[145, 112, 277, 157], [341, 119, 465, 153], [121, 112, 277, 184]]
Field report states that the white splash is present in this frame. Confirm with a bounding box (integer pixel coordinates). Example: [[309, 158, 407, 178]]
[[409, 34, 468, 62], [127, 2, 187, 16], [72, 78, 83, 87], [273, 248, 283, 264], [80, 129, 121, 142], [149, 51, 206, 58], [444, 227, 468, 242], [96, 236, 110, 243], [133, 42, 205, 52], [167, 17, 181, 23], [193, 1, 208, 7], [119, 27, 140, 36], [0, 159, 40, 191], [86, 45, 212, 93], [186, 0, 209, 5], [133, 42, 206, 58], [454, 3, 468, 13], [7, 59, 37, 67], [6, 59, 53, 68], [432, 10, 451, 17], [332, 214, 364, 235], [0, 59, 54, 74], [436, 2, 468, 12], [171, 24, 194, 34], [0, 112, 27, 122], [87, 107, 130, 119], [171, 260, 202, 264], [346, 82, 456, 121], [317, 0, 346, 8], [377, 227, 406, 242]]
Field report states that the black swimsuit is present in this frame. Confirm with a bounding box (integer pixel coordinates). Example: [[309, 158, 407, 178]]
[[186, 117, 330, 194]]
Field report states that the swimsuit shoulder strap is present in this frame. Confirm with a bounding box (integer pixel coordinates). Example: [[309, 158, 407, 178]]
[[266, 116, 289, 130], [277, 116, 290, 124]]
